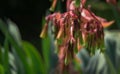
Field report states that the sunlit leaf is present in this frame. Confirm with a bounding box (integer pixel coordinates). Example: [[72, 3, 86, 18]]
[[7, 19, 22, 46], [8, 52, 17, 74]]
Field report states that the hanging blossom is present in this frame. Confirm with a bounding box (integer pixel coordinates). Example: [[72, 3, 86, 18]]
[[40, 0, 114, 73]]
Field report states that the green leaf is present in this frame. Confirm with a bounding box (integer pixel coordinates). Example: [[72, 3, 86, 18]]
[[7, 19, 25, 74], [0, 45, 3, 64], [0, 19, 34, 74], [22, 41, 45, 74], [42, 37, 50, 71], [104, 53, 116, 74], [7, 19, 22, 46], [0, 64, 4, 74], [41, 17, 51, 72], [3, 39, 9, 74], [96, 53, 106, 74], [105, 30, 120, 73], [75, 0, 80, 7], [8, 52, 17, 74]]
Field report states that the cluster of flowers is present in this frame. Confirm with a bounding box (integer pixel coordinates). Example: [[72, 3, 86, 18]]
[[40, 0, 114, 73]]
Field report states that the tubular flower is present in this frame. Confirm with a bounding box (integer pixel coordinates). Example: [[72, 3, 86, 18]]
[[50, 0, 58, 11]]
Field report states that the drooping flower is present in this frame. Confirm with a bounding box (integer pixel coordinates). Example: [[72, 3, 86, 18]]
[[40, 0, 115, 73], [80, 7, 113, 54]]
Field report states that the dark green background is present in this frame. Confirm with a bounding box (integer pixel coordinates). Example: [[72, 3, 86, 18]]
[[0, 0, 51, 50]]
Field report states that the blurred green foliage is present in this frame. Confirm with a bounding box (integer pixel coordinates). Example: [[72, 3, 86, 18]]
[[0, 20, 46, 74]]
